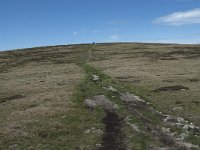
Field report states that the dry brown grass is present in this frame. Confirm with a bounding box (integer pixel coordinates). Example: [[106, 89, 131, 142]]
[[0, 46, 85, 149]]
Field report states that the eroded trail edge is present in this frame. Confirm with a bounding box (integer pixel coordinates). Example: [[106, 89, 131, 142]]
[[99, 111, 126, 150]]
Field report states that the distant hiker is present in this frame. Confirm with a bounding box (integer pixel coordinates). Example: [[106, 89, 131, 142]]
[[92, 42, 95, 45]]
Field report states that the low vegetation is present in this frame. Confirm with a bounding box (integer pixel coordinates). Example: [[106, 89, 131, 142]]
[[0, 43, 199, 149]]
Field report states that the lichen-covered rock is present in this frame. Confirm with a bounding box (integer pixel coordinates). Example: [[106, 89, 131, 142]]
[[84, 95, 118, 113], [120, 92, 146, 104], [93, 95, 116, 112]]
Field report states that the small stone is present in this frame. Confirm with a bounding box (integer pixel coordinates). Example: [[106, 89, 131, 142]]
[[178, 142, 199, 149], [173, 107, 183, 111], [183, 124, 189, 130], [164, 115, 176, 123], [149, 107, 154, 110], [91, 127, 95, 130], [170, 132, 177, 137], [176, 122, 183, 127], [162, 127, 170, 133], [156, 111, 163, 115], [128, 123, 140, 132], [188, 124, 195, 129], [96, 144, 102, 148], [113, 104, 119, 109], [9, 144, 18, 148], [92, 75, 99, 81], [177, 117, 185, 123], [84, 127, 95, 134], [84, 129, 91, 134], [92, 129, 103, 135], [194, 126, 200, 133], [107, 86, 117, 92], [181, 132, 189, 138]]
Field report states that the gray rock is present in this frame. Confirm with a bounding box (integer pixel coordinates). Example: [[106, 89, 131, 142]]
[[84, 95, 118, 113], [84, 99, 96, 109], [94, 95, 116, 112], [120, 92, 146, 104]]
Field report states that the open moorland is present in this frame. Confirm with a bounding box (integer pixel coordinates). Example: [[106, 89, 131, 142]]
[[0, 43, 200, 150]]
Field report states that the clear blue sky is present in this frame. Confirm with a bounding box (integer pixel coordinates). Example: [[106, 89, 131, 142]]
[[1, 0, 200, 50]]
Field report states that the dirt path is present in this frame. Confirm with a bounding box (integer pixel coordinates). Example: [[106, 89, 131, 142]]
[[98, 111, 126, 150], [85, 47, 127, 149], [84, 94, 127, 150]]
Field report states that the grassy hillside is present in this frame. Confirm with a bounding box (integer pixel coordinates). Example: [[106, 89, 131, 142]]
[[89, 43, 200, 125], [0, 43, 200, 150]]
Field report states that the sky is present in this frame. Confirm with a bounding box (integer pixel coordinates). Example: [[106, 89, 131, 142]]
[[0, 0, 200, 51]]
